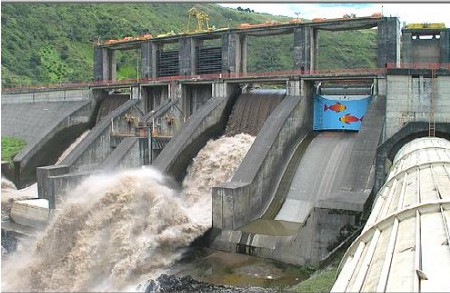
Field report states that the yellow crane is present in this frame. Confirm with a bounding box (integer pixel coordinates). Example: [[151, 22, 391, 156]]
[[187, 7, 211, 32]]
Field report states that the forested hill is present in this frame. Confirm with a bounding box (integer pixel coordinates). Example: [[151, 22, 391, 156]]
[[1, 3, 376, 88]]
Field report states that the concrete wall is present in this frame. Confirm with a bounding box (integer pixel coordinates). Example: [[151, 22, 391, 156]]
[[36, 99, 144, 206], [411, 38, 440, 63], [212, 89, 313, 230], [183, 84, 213, 116], [385, 75, 450, 140], [1, 88, 89, 104], [100, 137, 149, 170], [141, 85, 169, 113], [402, 29, 450, 64], [37, 168, 92, 209], [211, 207, 358, 266], [60, 99, 142, 172], [37, 137, 150, 209], [12, 101, 94, 187], [10, 199, 50, 229], [286, 208, 357, 266], [374, 121, 450, 195]]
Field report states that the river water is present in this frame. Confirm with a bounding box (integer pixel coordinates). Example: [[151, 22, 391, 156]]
[[1, 133, 255, 292]]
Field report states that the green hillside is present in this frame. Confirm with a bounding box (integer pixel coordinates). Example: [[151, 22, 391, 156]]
[[1, 3, 376, 88]]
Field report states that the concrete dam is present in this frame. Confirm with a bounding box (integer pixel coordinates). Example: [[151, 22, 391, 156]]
[[2, 14, 450, 291], [2, 80, 381, 268]]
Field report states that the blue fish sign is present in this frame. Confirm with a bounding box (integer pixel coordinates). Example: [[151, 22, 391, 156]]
[[313, 95, 371, 131]]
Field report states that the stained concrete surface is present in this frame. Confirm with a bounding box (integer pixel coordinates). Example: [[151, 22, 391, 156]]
[[1, 101, 90, 144], [276, 131, 357, 223]]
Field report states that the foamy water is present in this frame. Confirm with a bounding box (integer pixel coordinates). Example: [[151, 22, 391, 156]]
[[1, 133, 255, 292]]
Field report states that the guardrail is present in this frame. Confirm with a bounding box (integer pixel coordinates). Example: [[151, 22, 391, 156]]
[[3, 64, 449, 93], [386, 62, 450, 69]]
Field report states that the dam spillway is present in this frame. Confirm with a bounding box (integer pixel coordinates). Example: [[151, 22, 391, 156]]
[[225, 89, 285, 137], [2, 71, 450, 290], [1, 88, 288, 291], [210, 82, 385, 266]]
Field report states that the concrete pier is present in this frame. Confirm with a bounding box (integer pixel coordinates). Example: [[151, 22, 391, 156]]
[[94, 16, 400, 81]]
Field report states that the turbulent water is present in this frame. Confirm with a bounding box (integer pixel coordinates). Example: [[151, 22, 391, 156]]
[[1, 133, 255, 292], [225, 90, 284, 137]]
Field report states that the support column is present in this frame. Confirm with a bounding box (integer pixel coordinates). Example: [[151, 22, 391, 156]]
[[93, 46, 103, 81], [212, 80, 228, 99], [141, 42, 160, 79], [377, 17, 400, 68], [287, 78, 301, 96], [222, 32, 243, 75], [151, 43, 158, 78], [141, 42, 151, 79], [102, 48, 108, 81], [401, 31, 413, 64], [131, 86, 140, 100], [179, 37, 200, 76], [294, 26, 315, 72], [98, 48, 116, 81], [240, 35, 247, 74], [109, 50, 116, 81], [169, 81, 182, 100], [312, 28, 318, 71], [440, 30, 450, 63], [181, 84, 191, 119]]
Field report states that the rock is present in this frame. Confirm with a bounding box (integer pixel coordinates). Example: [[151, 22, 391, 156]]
[[144, 274, 276, 293]]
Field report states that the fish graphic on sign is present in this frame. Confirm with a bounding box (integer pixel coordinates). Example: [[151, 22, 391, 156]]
[[339, 113, 363, 124], [324, 102, 346, 113]]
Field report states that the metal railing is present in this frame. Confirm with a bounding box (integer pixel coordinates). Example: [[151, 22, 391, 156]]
[[3, 63, 449, 93], [386, 62, 450, 69]]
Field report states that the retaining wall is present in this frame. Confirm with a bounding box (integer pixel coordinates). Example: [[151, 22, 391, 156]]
[[385, 75, 450, 140], [100, 137, 149, 170], [36, 99, 145, 207], [2, 88, 89, 104], [12, 101, 94, 187], [59, 99, 142, 173]]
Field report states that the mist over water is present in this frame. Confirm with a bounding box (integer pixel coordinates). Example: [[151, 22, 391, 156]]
[[1, 133, 255, 292]]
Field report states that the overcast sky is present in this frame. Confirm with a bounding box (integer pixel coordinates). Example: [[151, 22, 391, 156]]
[[219, 3, 450, 28]]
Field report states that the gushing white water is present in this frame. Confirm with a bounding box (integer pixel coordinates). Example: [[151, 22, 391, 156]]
[[1, 133, 255, 292], [182, 133, 255, 224]]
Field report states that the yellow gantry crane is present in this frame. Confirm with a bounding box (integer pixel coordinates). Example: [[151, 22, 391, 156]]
[[187, 7, 211, 32]]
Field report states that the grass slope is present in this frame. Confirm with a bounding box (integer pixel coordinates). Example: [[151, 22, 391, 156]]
[[1, 137, 27, 164], [1, 3, 376, 87]]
